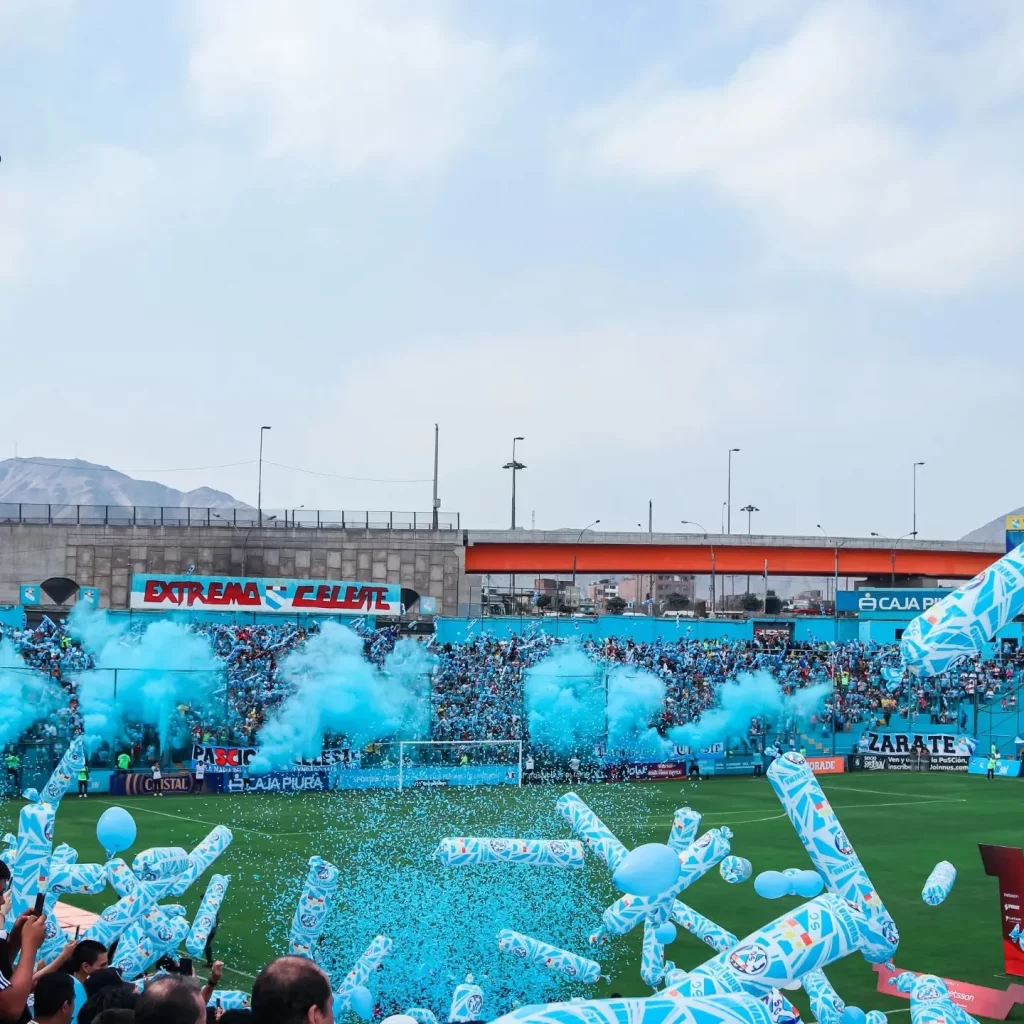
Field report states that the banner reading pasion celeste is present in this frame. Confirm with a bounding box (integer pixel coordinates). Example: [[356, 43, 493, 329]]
[[129, 573, 401, 616]]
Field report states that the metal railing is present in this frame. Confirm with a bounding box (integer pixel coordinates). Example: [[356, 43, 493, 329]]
[[0, 503, 460, 530]]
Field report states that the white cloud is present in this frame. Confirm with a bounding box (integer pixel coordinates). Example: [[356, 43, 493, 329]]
[[0, 146, 158, 282], [572, 1, 1024, 292], [187, 0, 532, 174]]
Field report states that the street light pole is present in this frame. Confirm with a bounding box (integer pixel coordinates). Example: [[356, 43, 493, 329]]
[[913, 461, 925, 537], [727, 448, 740, 533], [741, 504, 759, 596], [891, 531, 915, 587], [503, 437, 526, 530], [572, 520, 600, 589], [258, 426, 272, 522], [816, 524, 829, 602]]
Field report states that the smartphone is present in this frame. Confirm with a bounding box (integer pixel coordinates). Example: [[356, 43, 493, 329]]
[[178, 957, 193, 977], [33, 891, 45, 915], [74, 925, 81, 940]]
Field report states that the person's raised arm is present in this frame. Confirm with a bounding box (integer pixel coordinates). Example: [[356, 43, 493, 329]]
[[200, 960, 224, 1006], [0, 914, 45, 1023]]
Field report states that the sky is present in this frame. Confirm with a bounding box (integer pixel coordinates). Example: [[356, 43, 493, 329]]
[[2, 0, 1022, 540]]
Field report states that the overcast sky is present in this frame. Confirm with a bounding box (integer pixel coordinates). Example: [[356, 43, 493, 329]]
[[2, 0, 1021, 540]]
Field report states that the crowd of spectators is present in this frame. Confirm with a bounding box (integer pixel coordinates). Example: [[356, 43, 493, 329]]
[[0, 901, 329, 1023], [3, 615, 1022, 762]]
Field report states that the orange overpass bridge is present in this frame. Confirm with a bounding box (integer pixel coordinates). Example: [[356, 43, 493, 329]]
[[464, 531, 1001, 580]]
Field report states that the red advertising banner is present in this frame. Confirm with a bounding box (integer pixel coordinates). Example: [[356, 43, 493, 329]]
[[805, 756, 845, 775], [980, 844, 1024, 977], [872, 963, 1024, 1019]]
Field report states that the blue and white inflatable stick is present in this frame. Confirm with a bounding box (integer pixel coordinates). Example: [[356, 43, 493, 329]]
[[111, 922, 153, 979], [900, 975, 980, 1024], [435, 837, 585, 868], [720, 857, 753, 885], [38, 859, 107, 958], [802, 969, 846, 1024], [106, 858, 139, 897], [901, 546, 1024, 677], [50, 843, 77, 866], [288, 856, 340, 958], [767, 753, 899, 964], [83, 880, 165, 945], [865, 1013, 888, 1024], [406, 1008, 438, 1024], [9, 802, 55, 922], [169, 826, 233, 897], [922, 862, 956, 906], [186, 874, 230, 958], [641, 918, 669, 988], [113, 914, 190, 979], [555, 793, 628, 871], [663, 893, 865, 999], [592, 829, 732, 940], [38, 737, 85, 804], [671, 900, 739, 953], [669, 808, 702, 852], [132, 847, 189, 882], [448, 976, 484, 1023], [497, 930, 603, 983], [489, 993, 778, 1024], [333, 936, 393, 1011]]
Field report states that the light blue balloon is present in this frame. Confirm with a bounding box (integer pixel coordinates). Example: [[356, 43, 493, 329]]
[[654, 921, 677, 945], [753, 871, 788, 899], [793, 869, 825, 897], [612, 843, 681, 898], [842, 1007, 866, 1024], [350, 985, 374, 1020], [96, 806, 137, 856]]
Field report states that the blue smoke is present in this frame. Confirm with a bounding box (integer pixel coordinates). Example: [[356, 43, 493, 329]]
[[606, 665, 668, 759], [668, 669, 828, 750], [70, 607, 221, 753], [0, 640, 63, 748], [524, 648, 670, 757], [251, 623, 431, 772], [523, 646, 604, 754]]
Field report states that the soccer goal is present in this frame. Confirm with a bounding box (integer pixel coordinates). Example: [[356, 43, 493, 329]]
[[397, 739, 524, 792]]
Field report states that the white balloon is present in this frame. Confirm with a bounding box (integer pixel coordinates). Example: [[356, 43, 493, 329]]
[[382, 1016, 419, 1024]]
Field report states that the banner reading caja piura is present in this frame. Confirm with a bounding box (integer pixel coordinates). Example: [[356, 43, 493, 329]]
[[130, 573, 401, 616]]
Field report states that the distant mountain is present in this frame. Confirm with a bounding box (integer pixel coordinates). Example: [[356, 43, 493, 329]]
[[0, 458, 249, 509], [960, 509, 1023, 546]]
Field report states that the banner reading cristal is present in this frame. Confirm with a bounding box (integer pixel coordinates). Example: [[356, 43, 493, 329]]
[[130, 574, 401, 616]]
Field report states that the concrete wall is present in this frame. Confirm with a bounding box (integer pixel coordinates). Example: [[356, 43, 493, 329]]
[[0, 524, 465, 614]]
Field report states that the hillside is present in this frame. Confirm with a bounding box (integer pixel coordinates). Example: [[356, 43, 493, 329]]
[[0, 458, 249, 508]]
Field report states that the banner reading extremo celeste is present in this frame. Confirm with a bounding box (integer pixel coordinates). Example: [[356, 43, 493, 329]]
[[130, 573, 401, 616]]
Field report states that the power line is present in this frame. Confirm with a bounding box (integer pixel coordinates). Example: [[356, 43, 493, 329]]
[[263, 460, 432, 484]]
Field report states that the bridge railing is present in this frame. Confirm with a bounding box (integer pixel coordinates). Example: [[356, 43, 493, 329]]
[[0, 503, 460, 530]]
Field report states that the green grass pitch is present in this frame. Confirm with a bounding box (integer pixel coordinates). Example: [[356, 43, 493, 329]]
[[2, 773, 1016, 1017]]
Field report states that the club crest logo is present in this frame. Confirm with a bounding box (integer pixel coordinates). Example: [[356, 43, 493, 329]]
[[729, 944, 769, 975]]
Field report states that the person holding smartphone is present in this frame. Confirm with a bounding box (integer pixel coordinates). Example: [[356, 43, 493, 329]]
[[0, 885, 47, 1024]]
